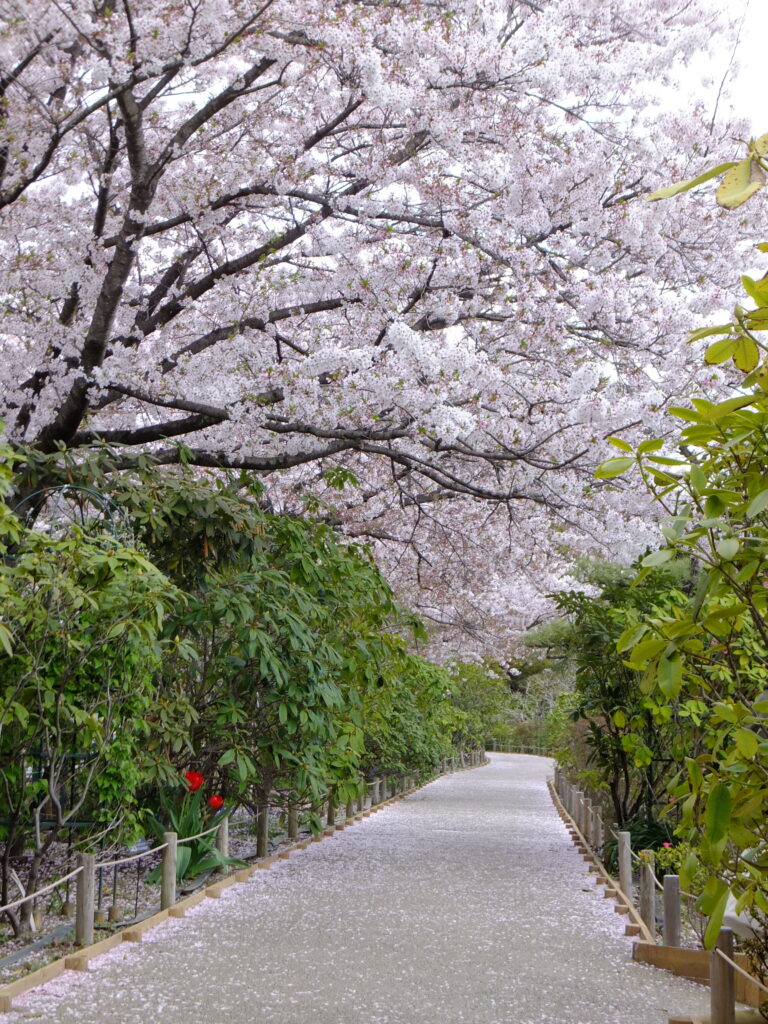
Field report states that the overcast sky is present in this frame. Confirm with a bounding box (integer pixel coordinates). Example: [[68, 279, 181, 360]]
[[721, 0, 765, 134]]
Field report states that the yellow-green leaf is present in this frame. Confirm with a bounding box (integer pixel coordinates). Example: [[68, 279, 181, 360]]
[[741, 274, 768, 307], [594, 457, 633, 479], [746, 488, 768, 518], [607, 436, 632, 452], [705, 337, 738, 365], [716, 158, 765, 209], [734, 728, 758, 759], [647, 162, 738, 201]]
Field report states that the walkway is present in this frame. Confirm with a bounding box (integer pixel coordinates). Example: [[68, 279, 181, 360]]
[[2, 755, 711, 1024]]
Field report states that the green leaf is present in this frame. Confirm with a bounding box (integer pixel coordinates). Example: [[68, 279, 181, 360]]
[[607, 436, 632, 452], [646, 162, 738, 201], [703, 884, 730, 949], [689, 324, 733, 342], [637, 439, 664, 455], [716, 158, 765, 210], [689, 463, 707, 493], [704, 337, 738, 365], [732, 336, 760, 373], [218, 748, 236, 766], [715, 537, 739, 560], [0, 622, 12, 656], [657, 650, 682, 699], [641, 548, 674, 567], [746, 488, 768, 518], [742, 274, 768, 307], [734, 728, 758, 759], [705, 783, 731, 845], [617, 622, 648, 653], [612, 709, 627, 728], [629, 637, 667, 665], [594, 457, 634, 479]]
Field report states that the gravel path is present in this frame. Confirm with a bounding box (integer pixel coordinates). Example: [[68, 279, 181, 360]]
[[2, 754, 711, 1024]]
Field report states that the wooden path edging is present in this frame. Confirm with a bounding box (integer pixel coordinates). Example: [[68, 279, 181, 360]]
[[548, 775, 767, 1023], [634, 942, 765, 1010], [0, 758, 489, 1013], [547, 779, 655, 944]]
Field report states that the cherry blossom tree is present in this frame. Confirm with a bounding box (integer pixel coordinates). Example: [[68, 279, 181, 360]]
[[0, 0, 757, 653]]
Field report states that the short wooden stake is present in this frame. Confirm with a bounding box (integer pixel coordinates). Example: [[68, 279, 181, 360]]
[[75, 853, 95, 946], [345, 799, 354, 820], [639, 853, 656, 936], [288, 804, 299, 841], [710, 928, 735, 1024], [161, 831, 177, 910], [216, 816, 229, 860], [663, 874, 681, 948], [618, 831, 632, 902]]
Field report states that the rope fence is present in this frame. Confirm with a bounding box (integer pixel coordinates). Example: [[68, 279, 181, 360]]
[[554, 765, 768, 1024], [1, 751, 487, 955], [96, 844, 169, 870], [0, 867, 84, 916]]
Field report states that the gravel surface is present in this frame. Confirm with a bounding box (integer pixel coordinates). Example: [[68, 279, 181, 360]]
[[1, 754, 711, 1024]]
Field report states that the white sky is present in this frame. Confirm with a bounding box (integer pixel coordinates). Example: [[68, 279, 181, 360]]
[[720, 0, 766, 135]]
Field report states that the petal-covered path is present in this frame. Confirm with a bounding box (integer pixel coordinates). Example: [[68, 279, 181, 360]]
[[3, 755, 711, 1024]]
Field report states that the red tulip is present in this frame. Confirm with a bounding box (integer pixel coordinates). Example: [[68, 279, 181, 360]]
[[208, 794, 224, 810], [184, 770, 204, 792]]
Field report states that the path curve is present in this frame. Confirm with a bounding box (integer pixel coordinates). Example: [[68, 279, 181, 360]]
[[3, 754, 711, 1024]]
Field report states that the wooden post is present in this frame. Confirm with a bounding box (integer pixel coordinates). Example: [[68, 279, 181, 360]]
[[75, 853, 95, 946], [372, 779, 380, 805], [582, 796, 592, 844], [618, 831, 632, 900], [288, 804, 299, 840], [216, 816, 229, 859], [575, 791, 584, 835], [345, 798, 354, 820], [639, 853, 656, 935], [161, 832, 177, 910], [357, 787, 365, 814], [663, 874, 681, 947], [326, 790, 336, 826], [592, 807, 603, 851], [381, 778, 388, 801], [710, 929, 735, 1024], [257, 804, 269, 858]]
